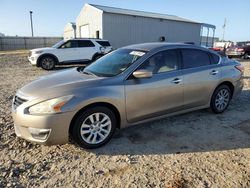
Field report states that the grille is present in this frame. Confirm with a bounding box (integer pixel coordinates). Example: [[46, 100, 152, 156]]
[[13, 96, 28, 109]]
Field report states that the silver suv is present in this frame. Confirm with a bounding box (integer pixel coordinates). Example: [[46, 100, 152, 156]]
[[28, 38, 112, 70], [13, 43, 244, 149]]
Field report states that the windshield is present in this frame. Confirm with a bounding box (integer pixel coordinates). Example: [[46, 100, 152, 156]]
[[52, 40, 65, 48], [84, 49, 147, 77]]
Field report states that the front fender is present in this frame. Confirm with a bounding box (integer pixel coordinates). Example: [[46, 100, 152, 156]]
[[68, 85, 127, 127]]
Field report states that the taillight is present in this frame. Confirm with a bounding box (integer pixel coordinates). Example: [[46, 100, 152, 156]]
[[100, 47, 105, 53], [236, 48, 244, 52], [235, 64, 244, 73]]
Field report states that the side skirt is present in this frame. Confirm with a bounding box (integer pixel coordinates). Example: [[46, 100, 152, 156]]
[[121, 105, 210, 129]]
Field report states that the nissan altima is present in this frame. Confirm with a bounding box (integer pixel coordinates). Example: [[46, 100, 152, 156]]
[[12, 43, 244, 148]]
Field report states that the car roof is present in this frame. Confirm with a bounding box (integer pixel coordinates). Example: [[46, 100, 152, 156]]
[[122, 42, 194, 51], [69, 38, 109, 41]]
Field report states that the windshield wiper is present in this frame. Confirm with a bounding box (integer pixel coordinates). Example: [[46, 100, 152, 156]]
[[82, 70, 97, 76]]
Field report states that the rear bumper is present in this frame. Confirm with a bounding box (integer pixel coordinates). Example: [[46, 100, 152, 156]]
[[226, 51, 244, 57], [233, 77, 244, 98]]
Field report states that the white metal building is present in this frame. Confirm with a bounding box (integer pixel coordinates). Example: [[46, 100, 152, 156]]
[[64, 4, 216, 49], [63, 22, 76, 40]]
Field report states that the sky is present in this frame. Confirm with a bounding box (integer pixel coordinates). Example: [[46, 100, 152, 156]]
[[0, 0, 249, 41]]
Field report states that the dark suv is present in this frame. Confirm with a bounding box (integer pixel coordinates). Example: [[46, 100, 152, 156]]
[[226, 41, 250, 59]]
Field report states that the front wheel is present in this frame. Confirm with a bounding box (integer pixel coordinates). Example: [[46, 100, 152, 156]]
[[72, 107, 117, 149], [210, 85, 232, 113], [39, 56, 55, 70]]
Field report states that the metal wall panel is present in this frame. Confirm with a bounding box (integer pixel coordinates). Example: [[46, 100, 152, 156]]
[[103, 13, 201, 49]]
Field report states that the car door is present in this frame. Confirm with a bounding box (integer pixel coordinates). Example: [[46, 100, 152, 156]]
[[125, 49, 184, 123], [181, 48, 221, 109], [54, 40, 79, 62], [77, 40, 97, 61]]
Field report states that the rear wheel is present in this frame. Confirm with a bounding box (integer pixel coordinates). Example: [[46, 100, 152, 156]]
[[39, 56, 56, 70], [72, 106, 117, 149], [210, 85, 232, 113], [92, 54, 103, 62]]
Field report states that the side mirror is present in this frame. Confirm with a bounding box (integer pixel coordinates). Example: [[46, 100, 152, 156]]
[[133, 69, 153, 79]]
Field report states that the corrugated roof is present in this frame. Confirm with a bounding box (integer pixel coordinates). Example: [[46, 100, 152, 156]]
[[88, 4, 200, 24]]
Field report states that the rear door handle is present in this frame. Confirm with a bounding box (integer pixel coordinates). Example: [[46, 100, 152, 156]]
[[210, 70, 219, 75], [171, 78, 182, 84]]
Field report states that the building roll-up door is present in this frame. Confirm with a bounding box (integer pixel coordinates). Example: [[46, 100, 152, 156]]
[[80, 25, 90, 38]]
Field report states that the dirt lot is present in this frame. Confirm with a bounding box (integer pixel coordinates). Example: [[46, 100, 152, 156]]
[[0, 52, 249, 187]]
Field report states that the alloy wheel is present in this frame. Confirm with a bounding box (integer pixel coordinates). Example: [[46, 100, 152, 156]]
[[80, 112, 112, 144], [215, 88, 230, 111], [41, 57, 54, 70]]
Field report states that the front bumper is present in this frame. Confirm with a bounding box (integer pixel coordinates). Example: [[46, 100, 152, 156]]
[[12, 109, 76, 145], [28, 55, 39, 65]]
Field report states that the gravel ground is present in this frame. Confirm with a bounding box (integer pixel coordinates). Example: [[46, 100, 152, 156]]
[[0, 52, 250, 188]]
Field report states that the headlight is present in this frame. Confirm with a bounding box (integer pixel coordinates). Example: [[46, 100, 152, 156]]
[[28, 95, 73, 115], [34, 50, 43, 54]]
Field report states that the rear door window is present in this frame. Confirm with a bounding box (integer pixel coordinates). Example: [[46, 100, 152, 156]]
[[77, 40, 95, 47], [96, 41, 111, 47], [181, 49, 211, 69]]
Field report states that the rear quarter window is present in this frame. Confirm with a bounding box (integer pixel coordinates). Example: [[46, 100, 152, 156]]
[[210, 53, 220, 64], [96, 41, 111, 47]]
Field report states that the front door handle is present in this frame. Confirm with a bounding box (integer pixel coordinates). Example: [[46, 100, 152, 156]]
[[210, 70, 219, 75], [171, 78, 182, 84]]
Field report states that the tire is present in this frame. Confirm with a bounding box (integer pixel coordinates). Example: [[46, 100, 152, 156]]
[[92, 54, 103, 62], [39, 56, 56, 70], [72, 106, 117, 149], [210, 85, 232, 114], [243, 53, 249, 59]]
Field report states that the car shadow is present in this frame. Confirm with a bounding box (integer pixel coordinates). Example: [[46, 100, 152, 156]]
[[90, 89, 250, 156], [237, 58, 250, 62]]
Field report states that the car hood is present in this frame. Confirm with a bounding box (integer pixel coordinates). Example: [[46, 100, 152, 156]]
[[18, 68, 104, 99], [30, 47, 54, 52]]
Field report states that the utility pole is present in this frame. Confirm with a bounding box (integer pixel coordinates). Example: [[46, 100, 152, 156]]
[[29, 11, 34, 37], [222, 18, 227, 42]]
